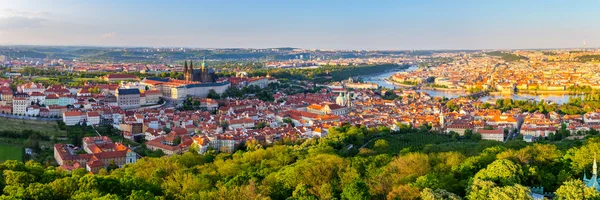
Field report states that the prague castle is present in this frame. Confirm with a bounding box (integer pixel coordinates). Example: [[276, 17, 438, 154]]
[[183, 60, 217, 83], [141, 59, 229, 100]]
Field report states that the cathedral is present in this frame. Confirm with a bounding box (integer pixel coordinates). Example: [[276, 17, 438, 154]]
[[183, 59, 217, 83], [583, 155, 600, 191]]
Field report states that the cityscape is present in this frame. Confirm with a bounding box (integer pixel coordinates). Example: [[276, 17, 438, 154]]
[[1, 0, 600, 200]]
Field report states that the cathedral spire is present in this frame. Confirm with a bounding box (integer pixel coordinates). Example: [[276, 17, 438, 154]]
[[189, 60, 193, 70], [184, 60, 188, 74]]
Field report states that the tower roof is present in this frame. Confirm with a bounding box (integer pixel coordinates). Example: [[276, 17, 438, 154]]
[[184, 60, 188, 73]]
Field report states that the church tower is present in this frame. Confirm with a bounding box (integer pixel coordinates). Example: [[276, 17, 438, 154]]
[[336, 93, 346, 107], [185, 60, 194, 82], [347, 92, 352, 108], [201, 57, 206, 72], [183, 60, 188, 79]]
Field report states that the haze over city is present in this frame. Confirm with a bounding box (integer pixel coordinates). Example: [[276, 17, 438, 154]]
[[0, 0, 599, 49]]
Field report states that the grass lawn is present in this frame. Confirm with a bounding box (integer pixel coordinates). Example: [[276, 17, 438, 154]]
[[74, 77, 101, 82], [0, 118, 66, 137], [33, 77, 51, 81], [0, 144, 23, 162]]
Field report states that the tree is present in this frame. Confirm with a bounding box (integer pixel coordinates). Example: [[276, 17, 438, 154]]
[[452, 131, 460, 141], [255, 121, 267, 129], [473, 159, 523, 186], [420, 188, 461, 200], [292, 183, 317, 200], [467, 179, 532, 200], [173, 136, 181, 145], [107, 160, 119, 172], [467, 159, 529, 200], [220, 121, 229, 130], [547, 132, 555, 141], [341, 178, 370, 200], [464, 129, 473, 139], [472, 133, 482, 141], [373, 139, 389, 152], [128, 190, 156, 200], [25, 182, 53, 200], [555, 180, 600, 200], [3, 170, 35, 187], [207, 89, 220, 99], [386, 153, 431, 184], [590, 128, 600, 135], [387, 185, 420, 200]]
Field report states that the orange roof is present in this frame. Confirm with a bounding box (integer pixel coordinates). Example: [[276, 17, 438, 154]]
[[64, 111, 83, 117], [307, 104, 323, 110]]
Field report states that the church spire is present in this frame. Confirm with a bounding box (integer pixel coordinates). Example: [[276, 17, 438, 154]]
[[189, 60, 193, 70], [594, 153, 597, 176], [201, 56, 206, 72]]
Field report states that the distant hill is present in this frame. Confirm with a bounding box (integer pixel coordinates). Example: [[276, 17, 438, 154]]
[[486, 51, 528, 62]]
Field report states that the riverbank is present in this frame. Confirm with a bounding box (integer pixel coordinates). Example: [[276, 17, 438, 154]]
[[384, 79, 417, 87], [420, 86, 465, 92], [517, 90, 582, 95], [384, 79, 466, 92], [358, 64, 413, 80]]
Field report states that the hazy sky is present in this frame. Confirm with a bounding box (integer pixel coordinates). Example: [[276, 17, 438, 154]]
[[0, 0, 598, 50]]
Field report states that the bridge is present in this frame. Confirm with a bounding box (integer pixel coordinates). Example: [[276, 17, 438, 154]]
[[462, 91, 490, 99]]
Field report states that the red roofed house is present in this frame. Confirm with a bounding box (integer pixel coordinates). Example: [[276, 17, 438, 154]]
[[87, 112, 101, 126], [63, 111, 85, 126], [54, 136, 137, 173], [229, 118, 255, 129], [145, 132, 193, 156], [478, 129, 505, 142]]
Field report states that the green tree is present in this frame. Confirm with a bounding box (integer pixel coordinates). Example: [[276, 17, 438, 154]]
[[420, 188, 461, 200], [292, 183, 317, 200], [387, 185, 420, 200], [173, 136, 181, 145], [373, 139, 389, 152], [464, 129, 473, 139], [25, 182, 54, 200], [452, 131, 460, 141], [207, 89, 221, 99], [555, 179, 600, 200], [341, 178, 370, 200], [128, 190, 156, 200]]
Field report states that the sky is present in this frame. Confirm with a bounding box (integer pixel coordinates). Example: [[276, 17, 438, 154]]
[[0, 0, 598, 50]]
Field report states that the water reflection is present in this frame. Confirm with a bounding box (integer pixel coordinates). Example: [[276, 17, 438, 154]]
[[361, 66, 578, 104]]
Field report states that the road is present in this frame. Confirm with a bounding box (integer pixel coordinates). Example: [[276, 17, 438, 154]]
[[126, 97, 174, 111]]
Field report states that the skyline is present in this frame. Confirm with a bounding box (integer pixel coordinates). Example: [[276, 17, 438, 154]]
[[0, 0, 599, 50]]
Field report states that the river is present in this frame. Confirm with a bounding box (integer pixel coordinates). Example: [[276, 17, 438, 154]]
[[361, 66, 579, 104]]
